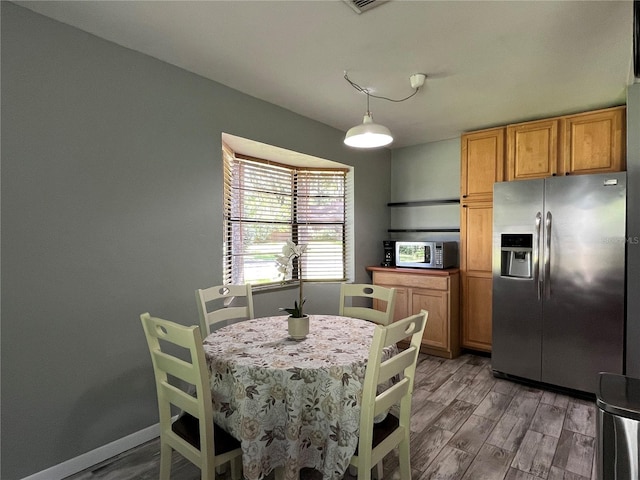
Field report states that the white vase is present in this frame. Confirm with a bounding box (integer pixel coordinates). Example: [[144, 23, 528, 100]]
[[287, 315, 309, 340]]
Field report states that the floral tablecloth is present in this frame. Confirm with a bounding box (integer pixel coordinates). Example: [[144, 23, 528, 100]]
[[203, 315, 393, 480]]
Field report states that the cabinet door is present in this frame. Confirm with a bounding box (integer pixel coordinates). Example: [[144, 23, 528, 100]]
[[560, 106, 625, 175], [373, 284, 408, 323], [461, 273, 493, 351], [460, 202, 493, 274], [460, 202, 493, 351], [461, 128, 505, 202], [391, 286, 409, 323], [507, 119, 559, 180], [410, 288, 449, 351]]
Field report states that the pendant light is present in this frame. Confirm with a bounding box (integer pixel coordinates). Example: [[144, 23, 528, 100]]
[[343, 72, 426, 149], [344, 92, 393, 148]]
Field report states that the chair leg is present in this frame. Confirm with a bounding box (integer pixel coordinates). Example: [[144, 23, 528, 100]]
[[159, 442, 172, 480], [230, 456, 242, 480], [374, 461, 383, 480], [352, 460, 371, 480], [358, 466, 372, 480], [397, 439, 411, 480]]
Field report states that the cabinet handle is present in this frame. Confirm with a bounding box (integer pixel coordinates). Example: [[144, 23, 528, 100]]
[[565, 172, 570, 175], [462, 194, 467, 198]]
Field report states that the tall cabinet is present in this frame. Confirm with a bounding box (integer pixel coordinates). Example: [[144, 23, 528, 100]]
[[459, 105, 626, 353], [460, 127, 505, 352]]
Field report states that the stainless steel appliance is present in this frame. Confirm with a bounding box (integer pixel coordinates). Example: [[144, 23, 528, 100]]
[[596, 372, 640, 480], [394, 241, 457, 269], [492, 172, 627, 394]]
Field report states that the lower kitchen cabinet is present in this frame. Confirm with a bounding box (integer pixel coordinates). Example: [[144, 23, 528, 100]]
[[460, 273, 492, 351], [366, 267, 460, 359]]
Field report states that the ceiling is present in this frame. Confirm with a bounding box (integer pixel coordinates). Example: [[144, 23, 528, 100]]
[[17, 0, 636, 149]]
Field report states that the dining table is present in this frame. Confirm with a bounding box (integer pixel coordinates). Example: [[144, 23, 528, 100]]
[[202, 314, 397, 480]]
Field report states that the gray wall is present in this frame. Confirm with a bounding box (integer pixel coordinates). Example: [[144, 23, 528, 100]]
[[0, 3, 390, 478], [389, 139, 461, 243], [626, 82, 640, 378]]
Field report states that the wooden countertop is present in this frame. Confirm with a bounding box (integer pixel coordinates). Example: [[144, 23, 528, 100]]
[[366, 266, 460, 276]]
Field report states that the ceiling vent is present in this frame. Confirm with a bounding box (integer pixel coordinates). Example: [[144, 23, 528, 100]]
[[343, 0, 388, 14]]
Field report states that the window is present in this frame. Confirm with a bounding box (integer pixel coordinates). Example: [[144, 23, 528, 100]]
[[223, 144, 351, 287]]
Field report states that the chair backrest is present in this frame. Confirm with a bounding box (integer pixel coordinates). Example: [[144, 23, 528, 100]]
[[339, 283, 397, 326], [140, 313, 216, 476], [357, 310, 428, 477], [196, 284, 254, 336]]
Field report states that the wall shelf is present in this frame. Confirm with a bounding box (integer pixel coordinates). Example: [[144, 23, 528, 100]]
[[388, 198, 460, 233], [387, 198, 460, 207]]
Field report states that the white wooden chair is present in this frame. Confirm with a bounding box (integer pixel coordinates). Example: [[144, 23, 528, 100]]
[[140, 313, 243, 480], [196, 284, 254, 337], [349, 310, 428, 480], [339, 283, 397, 326]]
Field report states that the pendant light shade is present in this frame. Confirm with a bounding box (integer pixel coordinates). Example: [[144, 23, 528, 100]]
[[342, 71, 425, 149], [344, 113, 393, 148]]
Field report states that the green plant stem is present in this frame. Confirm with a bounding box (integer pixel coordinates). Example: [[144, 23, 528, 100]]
[[299, 262, 304, 316]]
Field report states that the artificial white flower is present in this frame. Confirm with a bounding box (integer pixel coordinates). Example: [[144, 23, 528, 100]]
[[276, 239, 307, 317]]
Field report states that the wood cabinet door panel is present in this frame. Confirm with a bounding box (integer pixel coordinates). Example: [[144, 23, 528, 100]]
[[460, 203, 493, 273], [461, 128, 505, 202], [392, 286, 409, 323], [561, 107, 625, 174], [461, 274, 493, 351], [373, 284, 408, 324], [507, 120, 558, 180], [411, 289, 449, 350]]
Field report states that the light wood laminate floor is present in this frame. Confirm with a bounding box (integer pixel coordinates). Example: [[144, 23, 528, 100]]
[[65, 353, 598, 480]]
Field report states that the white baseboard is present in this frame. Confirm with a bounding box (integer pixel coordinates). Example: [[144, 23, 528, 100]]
[[21, 423, 162, 480]]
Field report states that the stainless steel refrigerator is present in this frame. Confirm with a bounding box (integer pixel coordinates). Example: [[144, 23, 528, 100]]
[[492, 172, 627, 394]]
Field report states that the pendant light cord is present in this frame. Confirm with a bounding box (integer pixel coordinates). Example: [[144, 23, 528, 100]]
[[344, 71, 420, 103]]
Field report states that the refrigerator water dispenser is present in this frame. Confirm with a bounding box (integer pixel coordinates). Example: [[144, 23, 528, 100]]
[[500, 234, 533, 278]]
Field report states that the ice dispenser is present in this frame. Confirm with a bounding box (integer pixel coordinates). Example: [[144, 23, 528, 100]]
[[500, 234, 533, 278]]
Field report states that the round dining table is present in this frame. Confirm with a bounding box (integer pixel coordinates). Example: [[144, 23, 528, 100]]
[[202, 314, 395, 480]]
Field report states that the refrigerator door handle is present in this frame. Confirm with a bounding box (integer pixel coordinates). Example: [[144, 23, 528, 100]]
[[544, 211, 552, 299], [534, 212, 542, 300]]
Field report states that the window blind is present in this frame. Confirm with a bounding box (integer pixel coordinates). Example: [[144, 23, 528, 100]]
[[223, 148, 349, 286]]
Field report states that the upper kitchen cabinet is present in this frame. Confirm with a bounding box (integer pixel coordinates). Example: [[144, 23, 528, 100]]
[[460, 127, 505, 202], [560, 106, 626, 175], [507, 119, 559, 181], [505, 106, 626, 181]]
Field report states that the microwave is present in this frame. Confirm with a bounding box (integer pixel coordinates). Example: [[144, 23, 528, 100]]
[[394, 241, 458, 269]]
